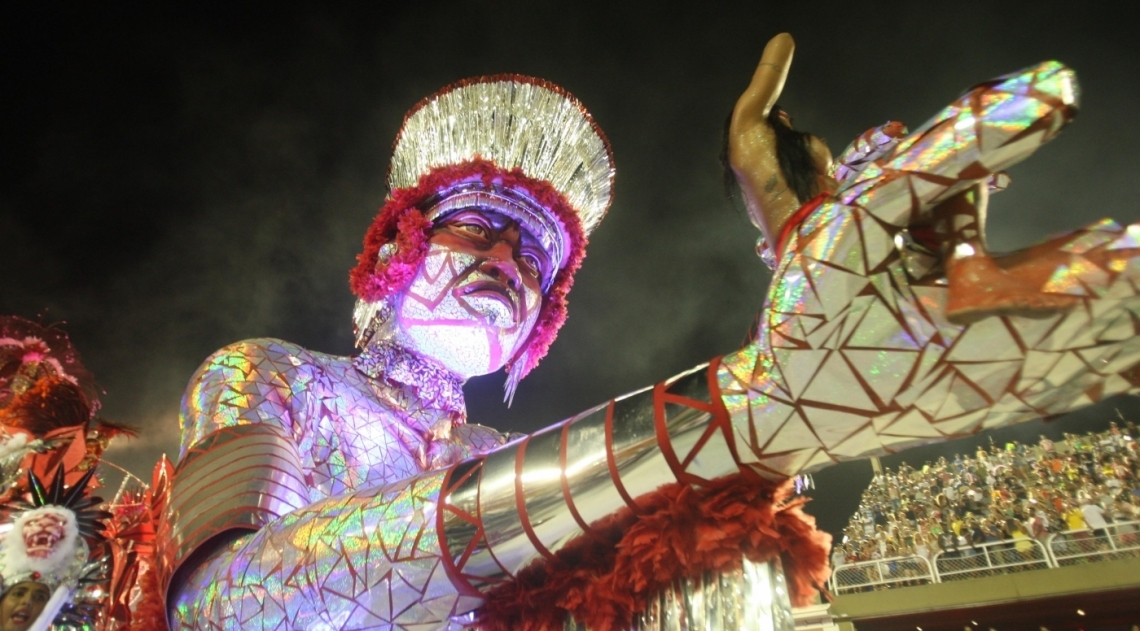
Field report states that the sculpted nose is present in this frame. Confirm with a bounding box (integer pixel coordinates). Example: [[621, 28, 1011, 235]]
[[480, 239, 520, 291]]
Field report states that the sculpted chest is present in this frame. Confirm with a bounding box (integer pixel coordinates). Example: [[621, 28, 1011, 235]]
[[292, 357, 460, 501]]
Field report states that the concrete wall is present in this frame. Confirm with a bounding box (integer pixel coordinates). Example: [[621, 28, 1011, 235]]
[[829, 557, 1140, 625]]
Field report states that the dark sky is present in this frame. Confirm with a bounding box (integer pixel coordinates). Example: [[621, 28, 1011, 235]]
[[2, 2, 1138, 538]]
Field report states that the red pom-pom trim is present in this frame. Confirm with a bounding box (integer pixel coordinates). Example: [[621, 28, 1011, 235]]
[[349, 158, 587, 379], [474, 474, 832, 631]]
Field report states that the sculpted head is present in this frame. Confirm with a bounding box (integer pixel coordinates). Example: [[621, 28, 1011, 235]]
[[350, 76, 614, 394], [767, 105, 837, 206]]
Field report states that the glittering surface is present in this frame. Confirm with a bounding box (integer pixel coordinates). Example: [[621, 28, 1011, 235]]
[[166, 61, 1140, 631], [427, 187, 567, 283], [564, 558, 795, 631], [173, 470, 454, 629], [829, 121, 908, 185], [354, 340, 465, 419], [389, 77, 614, 235], [720, 61, 1140, 479], [177, 339, 504, 487], [395, 242, 542, 379], [170, 337, 505, 629]]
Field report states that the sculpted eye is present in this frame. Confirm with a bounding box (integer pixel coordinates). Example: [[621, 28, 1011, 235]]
[[456, 222, 489, 238], [518, 250, 551, 285], [518, 253, 540, 276]]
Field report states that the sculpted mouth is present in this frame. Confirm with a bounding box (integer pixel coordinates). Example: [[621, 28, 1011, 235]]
[[461, 280, 519, 322]]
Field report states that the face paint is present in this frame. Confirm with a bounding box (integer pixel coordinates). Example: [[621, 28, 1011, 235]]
[[393, 209, 546, 379]]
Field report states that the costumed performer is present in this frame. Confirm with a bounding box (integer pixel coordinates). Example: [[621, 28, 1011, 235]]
[[0, 317, 150, 631], [0, 580, 50, 631], [0, 468, 110, 631], [0, 317, 130, 496], [163, 35, 1140, 631]]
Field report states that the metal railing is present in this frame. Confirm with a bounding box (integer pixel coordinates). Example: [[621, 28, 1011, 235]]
[[933, 538, 1051, 581], [830, 521, 1140, 593], [828, 555, 934, 594], [1047, 520, 1140, 565]]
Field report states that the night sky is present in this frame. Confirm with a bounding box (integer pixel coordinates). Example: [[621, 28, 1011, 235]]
[[3, 2, 1139, 538]]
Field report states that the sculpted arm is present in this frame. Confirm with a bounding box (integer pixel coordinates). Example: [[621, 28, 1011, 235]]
[[169, 363, 784, 630], [728, 33, 798, 243], [721, 57, 1140, 480], [163, 339, 313, 627]]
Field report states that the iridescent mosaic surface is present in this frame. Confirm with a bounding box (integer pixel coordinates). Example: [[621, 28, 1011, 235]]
[[168, 339, 503, 629], [720, 62, 1140, 479], [166, 62, 1140, 630]]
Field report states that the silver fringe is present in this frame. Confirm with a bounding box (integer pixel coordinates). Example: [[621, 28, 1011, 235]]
[[389, 78, 614, 235], [564, 558, 796, 631]]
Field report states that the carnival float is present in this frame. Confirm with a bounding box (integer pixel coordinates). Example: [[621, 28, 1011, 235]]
[[2, 33, 1138, 631]]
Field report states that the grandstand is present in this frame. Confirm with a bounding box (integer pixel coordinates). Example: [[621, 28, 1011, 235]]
[[816, 423, 1140, 630]]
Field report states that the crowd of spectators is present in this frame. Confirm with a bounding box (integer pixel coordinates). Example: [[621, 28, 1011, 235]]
[[833, 421, 1140, 572]]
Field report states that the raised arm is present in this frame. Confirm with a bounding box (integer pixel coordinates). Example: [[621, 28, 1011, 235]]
[[731, 32, 794, 128], [727, 33, 829, 255]]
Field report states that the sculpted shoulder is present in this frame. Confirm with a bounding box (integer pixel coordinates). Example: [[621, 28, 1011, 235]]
[[178, 338, 344, 456], [188, 337, 327, 389]]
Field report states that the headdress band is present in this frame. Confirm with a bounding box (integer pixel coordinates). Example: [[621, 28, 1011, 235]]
[[426, 184, 568, 289]]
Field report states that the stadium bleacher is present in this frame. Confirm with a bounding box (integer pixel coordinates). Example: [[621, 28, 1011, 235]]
[[831, 421, 1140, 595]]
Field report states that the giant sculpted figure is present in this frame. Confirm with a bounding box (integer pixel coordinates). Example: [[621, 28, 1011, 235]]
[[164, 35, 1140, 631]]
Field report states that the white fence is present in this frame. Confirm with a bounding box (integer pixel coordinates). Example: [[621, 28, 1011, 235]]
[[829, 521, 1140, 593], [933, 537, 1051, 581], [829, 556, 934, 594], [1047, 520, 1140, 565]]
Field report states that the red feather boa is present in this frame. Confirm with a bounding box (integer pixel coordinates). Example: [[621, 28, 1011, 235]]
[[350, 158, 587, 379], [474, 474, 831, 631]]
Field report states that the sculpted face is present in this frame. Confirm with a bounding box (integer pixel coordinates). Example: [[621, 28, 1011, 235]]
[[394, 208, 551, 378], [21, 513, 67, 559], [0, 581, 51, 631]]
